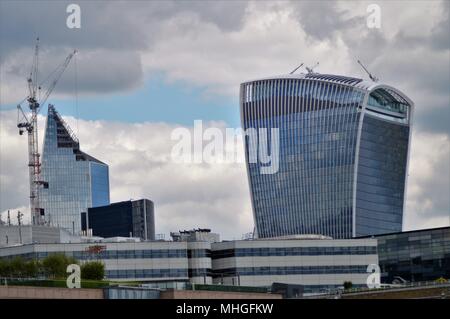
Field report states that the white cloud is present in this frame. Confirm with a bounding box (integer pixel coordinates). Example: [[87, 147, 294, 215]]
[[1, 108, 448, 239], [142, 2, 351, 97], [0, 110, 254, 239], [404, 131, 450, 230], [0, 1, 449, 237]]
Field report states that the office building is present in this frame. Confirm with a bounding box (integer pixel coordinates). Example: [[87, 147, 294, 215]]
[[364, 226, 450, 283], [0, 240, 205, 283], [39, 105, 110, 234], [211, 236, 378, 293], [170, 229, 218, 284], [171, 228, 220, 243], [0, 232, 379, 291], [240, 73, 413, 238], [86, 199, 155, 241], [0, 225, 80, 247]]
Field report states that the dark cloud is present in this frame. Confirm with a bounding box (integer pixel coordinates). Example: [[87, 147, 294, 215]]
[[291, 1, 362, 41], [0, 0, 248, 98], [0, 1, 448, 234]]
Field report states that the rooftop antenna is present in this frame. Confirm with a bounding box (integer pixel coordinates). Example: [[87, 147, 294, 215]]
[[306, 62, 319, 74], [289, 62, 304, 74], [357, 59, 379, 82]]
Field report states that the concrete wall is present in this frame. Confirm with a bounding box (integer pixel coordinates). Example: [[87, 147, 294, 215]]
[[160, 289, 282, 299], [0, 225, 65, 247], [0, 286, 104, 299]]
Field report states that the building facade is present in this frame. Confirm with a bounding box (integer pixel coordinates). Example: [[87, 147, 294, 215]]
[[86, 199, 155, 241], [240, 73, 413, 239], [366, 227, 450, 283], [40, 105, 110, 234], [0, 225, 74, 247], [0, 235, 380, 291], [0, 240, 212, 284], [211, 237, 378, 293]]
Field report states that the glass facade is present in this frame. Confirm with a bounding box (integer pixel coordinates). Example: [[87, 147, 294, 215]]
[[87, 199, 155, 240], [213, 265, 368, 277], [241, 74, 412, 239], [355, 115, 409, 236], [40, 105, 110, 234], [212, 246, 377, 259], [368, 227, 450, 283]]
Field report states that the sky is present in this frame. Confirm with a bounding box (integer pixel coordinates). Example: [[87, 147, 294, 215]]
[[0, 0, 449, 239]]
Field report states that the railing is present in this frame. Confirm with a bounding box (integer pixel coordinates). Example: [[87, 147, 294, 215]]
[[303, 280, 450, 298]]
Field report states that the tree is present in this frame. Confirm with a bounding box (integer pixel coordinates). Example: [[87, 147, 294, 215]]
[[23, 259, 40, 278], [81, 261, 105, 280], [42, 254, 78, 279], [0, 259, 11, 277], [0, 258, 41, 278], [10, 257, 26, 277], [343, 281, 353, 290]]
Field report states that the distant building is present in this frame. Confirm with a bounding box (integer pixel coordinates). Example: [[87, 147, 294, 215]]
[[40, 105, 110, 234], [86, 199, 155, 241], [0, 225, 81, 247], [0, 235, 378, 292], [0, 240, 211, 284], [211, 236, 378, 293], [361, 226, 450, 283], [240, 73, 413, 239], [171, 228, 220, 243]]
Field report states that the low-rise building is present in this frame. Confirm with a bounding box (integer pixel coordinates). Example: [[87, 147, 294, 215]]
[[0, 241, 192, 283], [211, 236, 378, 294], [0, 225, 80, 247], [360, 226, 450, 283]]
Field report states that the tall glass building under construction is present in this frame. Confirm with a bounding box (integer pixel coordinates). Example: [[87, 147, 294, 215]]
[[39, 105, 110, 234], [240, 73, 413, 239]]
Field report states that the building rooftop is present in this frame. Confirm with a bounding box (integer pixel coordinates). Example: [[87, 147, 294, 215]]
[[241, 72, 413, 106]]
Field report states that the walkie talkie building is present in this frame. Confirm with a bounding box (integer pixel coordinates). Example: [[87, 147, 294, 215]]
[[240, 73, 413, 239]]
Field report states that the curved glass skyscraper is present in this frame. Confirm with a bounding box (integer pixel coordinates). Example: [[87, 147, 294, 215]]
[[39, 105, 110, 234], [240, 73, 413, 239]]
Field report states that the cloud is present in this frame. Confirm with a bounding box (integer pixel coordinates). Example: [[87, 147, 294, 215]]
[[1, 108, 448, 238], [1, 1, 448, 135], [0, 110, 254, 239], [0, 1, 449, 236], [404, 131, 450, 229], [0, 0, 249, 104]]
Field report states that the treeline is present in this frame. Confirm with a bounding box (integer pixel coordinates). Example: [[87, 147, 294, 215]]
[[0, 254, 105, 280]]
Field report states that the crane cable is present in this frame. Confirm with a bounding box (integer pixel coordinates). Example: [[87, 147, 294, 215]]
[[74, 50, 79, 138]]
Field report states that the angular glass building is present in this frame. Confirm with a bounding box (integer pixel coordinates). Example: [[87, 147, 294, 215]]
[[240, 73, 413, 239], [39, 105, 110, 234]]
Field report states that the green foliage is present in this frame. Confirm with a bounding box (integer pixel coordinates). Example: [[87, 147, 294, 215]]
[[0, 257, 40, 278], [0, 255, 109, 288], [0, 259, 12, 277], [81, 261, 105, 280], [41, 254, 78, 279], [343, 281, 353, 290]]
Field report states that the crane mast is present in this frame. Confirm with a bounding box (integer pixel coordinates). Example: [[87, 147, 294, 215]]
[[16, 38, 76, 225]]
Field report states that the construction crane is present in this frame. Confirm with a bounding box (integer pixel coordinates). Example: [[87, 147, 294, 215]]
[[16, 38, 77, 225]]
